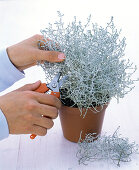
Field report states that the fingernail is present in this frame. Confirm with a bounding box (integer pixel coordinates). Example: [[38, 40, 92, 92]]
[[58, 53, 66, 60]]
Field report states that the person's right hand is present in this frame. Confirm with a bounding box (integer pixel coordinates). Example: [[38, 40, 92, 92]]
[[0, 81, 61, 136]]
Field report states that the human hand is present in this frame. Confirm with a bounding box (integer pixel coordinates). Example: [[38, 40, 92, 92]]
[[0, 81, 61, 136], [6, 34, 65, 71]]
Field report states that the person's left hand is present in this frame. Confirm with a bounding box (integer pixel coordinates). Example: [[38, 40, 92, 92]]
[[6, 34, 66, 71]]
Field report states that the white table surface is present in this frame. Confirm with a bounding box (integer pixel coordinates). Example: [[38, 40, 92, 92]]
[[0, 0, 139, 169]]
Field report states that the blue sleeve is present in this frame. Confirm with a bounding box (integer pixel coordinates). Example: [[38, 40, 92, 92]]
[[0, 48, 25, 92], [0, 109, 9, 140], [0, 48, 25, 140]]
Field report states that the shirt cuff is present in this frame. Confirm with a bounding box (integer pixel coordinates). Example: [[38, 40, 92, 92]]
[[0, 109, 9, 140], [0, 48, 25, 91]]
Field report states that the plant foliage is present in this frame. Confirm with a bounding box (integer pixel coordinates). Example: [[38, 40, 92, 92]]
[[77, 127, 139, 167], [38, 11, 137, 114]]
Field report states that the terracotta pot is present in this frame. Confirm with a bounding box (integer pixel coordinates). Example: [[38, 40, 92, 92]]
[[59, 104, 108, 143]]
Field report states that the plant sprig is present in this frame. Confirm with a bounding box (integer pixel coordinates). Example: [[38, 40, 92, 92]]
[[77, 127, 139, 167]]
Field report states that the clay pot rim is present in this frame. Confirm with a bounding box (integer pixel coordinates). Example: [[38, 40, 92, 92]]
[[61, 102, 109, 109]]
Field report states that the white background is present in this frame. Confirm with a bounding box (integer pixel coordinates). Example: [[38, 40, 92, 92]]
[[0, 0, 139, 170]]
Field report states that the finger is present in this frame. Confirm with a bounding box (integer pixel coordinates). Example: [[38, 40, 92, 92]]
[[37, 38, 51, 50], [35, 49, 66, 62], [34, 104, 58, 119], [34, 117, 54, 129], [33, 34, 59, 50], [38, 38, 61, 51], [31, 125, 47, 136], [33, 34, 46, 42], [34, 92, 61, 109], [16, 81, 41, 91]]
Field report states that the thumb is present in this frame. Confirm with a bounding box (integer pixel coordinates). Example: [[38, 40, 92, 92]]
[[37, 50, 66, 63], [16, 81, 41, 91]]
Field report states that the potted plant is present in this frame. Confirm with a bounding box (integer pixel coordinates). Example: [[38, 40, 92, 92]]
[[38, 12, 137, 142]]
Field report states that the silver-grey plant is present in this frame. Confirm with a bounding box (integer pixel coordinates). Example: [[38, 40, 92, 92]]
[[77, 127, 139, 167], [38, 11, 137, 116]]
